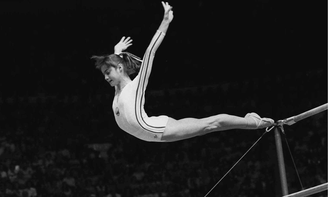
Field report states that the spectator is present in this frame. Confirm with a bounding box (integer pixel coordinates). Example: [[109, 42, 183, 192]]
[[0, 68, 326, 197]]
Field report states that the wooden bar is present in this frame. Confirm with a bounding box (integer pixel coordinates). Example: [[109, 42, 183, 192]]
[[283, 183, 328, 197], [281, 103, 328, 125]]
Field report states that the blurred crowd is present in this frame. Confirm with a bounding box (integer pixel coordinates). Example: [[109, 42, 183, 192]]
[[0, 68, 327, 197], [0, 0, 326, 196]]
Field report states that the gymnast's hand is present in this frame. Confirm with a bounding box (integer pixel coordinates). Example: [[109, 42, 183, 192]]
[[161, 1, 174, 23], [114, 36, 133, 55]]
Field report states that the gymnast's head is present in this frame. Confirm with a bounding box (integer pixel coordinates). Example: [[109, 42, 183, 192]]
[[91, 53, 141, 86]]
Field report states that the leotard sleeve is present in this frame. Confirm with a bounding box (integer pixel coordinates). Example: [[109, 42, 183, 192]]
[[135, 30, 165, 95]]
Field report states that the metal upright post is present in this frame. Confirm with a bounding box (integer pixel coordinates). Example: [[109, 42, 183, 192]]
[[274, 103, 328, 196], [274, 127, 289, 196]]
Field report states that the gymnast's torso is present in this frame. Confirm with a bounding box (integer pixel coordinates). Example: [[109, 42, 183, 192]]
[[112, 72, 169, 142], [112, 30, 169, 142]]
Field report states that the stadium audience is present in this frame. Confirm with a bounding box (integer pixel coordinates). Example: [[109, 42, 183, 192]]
[[0, 68, 326, 197]]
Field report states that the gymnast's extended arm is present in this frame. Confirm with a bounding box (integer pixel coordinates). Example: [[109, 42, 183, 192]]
[[158, 2, 174, 35], [145, 2, 173, 56], [137, 2, 174, 90]]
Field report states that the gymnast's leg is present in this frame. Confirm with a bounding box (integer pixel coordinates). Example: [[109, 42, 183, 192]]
[[161, 113, 274, 142]]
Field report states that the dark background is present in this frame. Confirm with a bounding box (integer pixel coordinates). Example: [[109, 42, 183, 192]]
[[0, 0, 326, 95], [0, 0, 327, 197]]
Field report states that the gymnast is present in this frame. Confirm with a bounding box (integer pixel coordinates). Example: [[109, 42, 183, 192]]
[[92, 2, 274, 142]]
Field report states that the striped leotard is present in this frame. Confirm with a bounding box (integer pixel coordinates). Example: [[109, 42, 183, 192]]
[[112, 30, 168, 142]]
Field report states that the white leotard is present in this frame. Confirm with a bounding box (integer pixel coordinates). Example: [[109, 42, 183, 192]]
[[112, 30, 168, 142]]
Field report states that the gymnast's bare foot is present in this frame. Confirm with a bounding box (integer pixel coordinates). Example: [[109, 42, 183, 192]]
[[245, 112, 274, 129]]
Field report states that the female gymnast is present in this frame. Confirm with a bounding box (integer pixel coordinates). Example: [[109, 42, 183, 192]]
[[92, 2, 274, 142]]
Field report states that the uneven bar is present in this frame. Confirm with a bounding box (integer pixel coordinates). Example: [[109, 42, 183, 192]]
[[281, 103, 328, 125], [283, 183, 328, 197]]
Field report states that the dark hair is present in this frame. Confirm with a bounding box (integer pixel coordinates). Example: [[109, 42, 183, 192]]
[[91, 52, 142, 76]]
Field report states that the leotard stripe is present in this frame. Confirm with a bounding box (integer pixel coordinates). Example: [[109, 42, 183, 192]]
[[135, 31, 166, 133]]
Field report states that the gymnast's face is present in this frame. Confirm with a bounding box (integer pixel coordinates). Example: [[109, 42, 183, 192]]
[[101, 65, 121, 87]]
